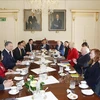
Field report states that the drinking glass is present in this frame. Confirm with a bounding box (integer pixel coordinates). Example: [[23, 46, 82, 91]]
[[69, 80, 75, 89], [59, 66, 63, 73]]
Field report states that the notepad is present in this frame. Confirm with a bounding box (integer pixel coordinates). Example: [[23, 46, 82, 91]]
[[71, 74, 79, 78]]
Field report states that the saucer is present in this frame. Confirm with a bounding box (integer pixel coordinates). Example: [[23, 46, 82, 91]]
[[79, 84, 89, 89], [9, 90, 19, 95], [14, 77, 23, 81], [65, 68, 71, 71], [67, 93, 78, 100], [20, 72, 27, 75], [69, 70, 76, 74], [59, 73, 66, 76], [81, 89, 94, 95]]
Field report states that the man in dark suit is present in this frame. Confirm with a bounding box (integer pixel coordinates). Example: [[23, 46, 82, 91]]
[[21, 40, 26, 56], [51, 14, 62, 29], [55, 41, 64, 56], [25, 39, 34, 52], [0, 76, 13, 90], [73, 47, 90, 74], [2, 41, 21, 69], [13, 41, 24, 61], [28, 12, 37, 29], [40, 39, 50, 51], [64, 41, 69, 58]]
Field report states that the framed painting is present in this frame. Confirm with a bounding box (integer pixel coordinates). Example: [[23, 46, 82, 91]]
[[48, 9, 66, 31], [24, 9, 42, 31]]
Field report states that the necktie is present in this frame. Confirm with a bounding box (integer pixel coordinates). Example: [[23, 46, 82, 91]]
[[9, 51, 12, 57], [30, 44, 32, 51], [19, 49, 22, 56]]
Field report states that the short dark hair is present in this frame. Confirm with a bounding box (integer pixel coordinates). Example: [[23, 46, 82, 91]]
[[21, 40, 25, 43], [65, 41, 69, 43], [18, 41, 23, 45], [82, 42, 89, 48], [29, 39, 33, 42], [5, 41, 12, 47]]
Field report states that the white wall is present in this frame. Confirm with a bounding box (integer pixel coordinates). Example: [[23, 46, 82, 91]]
[[0, 0, 100, 48]]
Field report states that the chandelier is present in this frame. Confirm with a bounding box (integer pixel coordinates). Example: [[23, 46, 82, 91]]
[[26, 0, 58, 14]]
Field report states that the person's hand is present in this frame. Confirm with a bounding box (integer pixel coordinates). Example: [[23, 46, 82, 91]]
[[73, 59, 77, 64], [7, 69, 14, 72], [16, 61, 21, 65], [30, 21, 32, 24], [3, 79, 13, 88], [26, 52, 30, 55], [5, 71, 14, 75], [68, 60, 71, 62], [17, 60, 21, 63]]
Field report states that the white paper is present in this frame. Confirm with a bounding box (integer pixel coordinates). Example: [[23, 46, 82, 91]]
[[31, 67, 56, 74], [4, 87, 11, 90], [20, 60, 32, 65], [42, 76, 59, 85], [17, 91, 58, 100], [36, 55, 50, 58], [34, 60, 52, 65]]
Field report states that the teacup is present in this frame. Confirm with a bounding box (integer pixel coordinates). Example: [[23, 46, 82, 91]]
[[26, 62, 30, 65], [81, 81, 87, 84], [20, 69, 27, 75], [30, 56, 34, 59], [10, 86, 18, 93]]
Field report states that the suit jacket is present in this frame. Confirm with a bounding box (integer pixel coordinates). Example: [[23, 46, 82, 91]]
[[51, 19, 62, 29], [74, 53, 90, 74], [40, 44, 50, 51], [84, 62, 100, 91], [0, 76, 5, 90], [55, 44, 64, 56], [25, 43, 34, 52], [2, 49, 16, 69], [22, 48, 26, 56], [67, 48, 79, 67], [28, 16, 37, 25], [0, 62, 7, 78], [13, 47, 24, 61], [64, 47, 69, 58]]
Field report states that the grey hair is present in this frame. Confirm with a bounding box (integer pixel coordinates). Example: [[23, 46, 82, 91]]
[[5, 41, 12, 47], [85, 47, 90, 53], [82, 46, 90, 54]]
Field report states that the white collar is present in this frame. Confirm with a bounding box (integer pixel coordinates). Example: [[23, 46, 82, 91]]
[[5, 48, 10, 53]]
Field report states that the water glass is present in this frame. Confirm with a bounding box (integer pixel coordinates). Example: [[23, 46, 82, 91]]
[[39, 72, 48, 80], [59, 66, 63, 73], [54, 58, 57, 64], [69, 80, 75, 89], [16, 83, 22, 90]]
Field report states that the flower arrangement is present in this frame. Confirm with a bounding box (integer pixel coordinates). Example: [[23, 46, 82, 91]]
[[25, 75, 44, 92]]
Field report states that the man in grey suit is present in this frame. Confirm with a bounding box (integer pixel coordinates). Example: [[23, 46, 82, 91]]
[[51, 14, 62, 29], [28, 12, 40, 30], [28, 12, 37, 29]]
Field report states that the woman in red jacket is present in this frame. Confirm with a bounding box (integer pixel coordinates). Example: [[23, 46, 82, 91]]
[[66, 42, 79, 67], [0, 51, 14, 77]]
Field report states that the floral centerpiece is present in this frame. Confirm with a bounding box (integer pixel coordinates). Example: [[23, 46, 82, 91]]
[[25, 75, 44, 92]]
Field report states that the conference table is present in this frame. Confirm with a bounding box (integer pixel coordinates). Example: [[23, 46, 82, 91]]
[[0, 52, 100, 100]]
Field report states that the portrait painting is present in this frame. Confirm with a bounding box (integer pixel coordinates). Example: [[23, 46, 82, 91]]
[[24, 9, 42, 31], [48, 9, 66, 31]]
